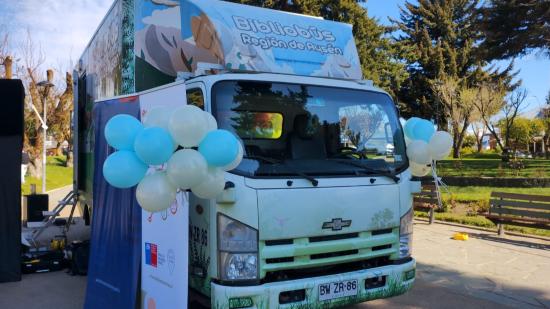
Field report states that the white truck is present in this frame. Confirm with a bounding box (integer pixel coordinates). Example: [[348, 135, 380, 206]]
[[75, 0, 418, 307]]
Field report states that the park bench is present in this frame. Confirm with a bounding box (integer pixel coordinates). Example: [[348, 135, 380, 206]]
[[485, 192, 550, 236], [413, 183, 440, 224]]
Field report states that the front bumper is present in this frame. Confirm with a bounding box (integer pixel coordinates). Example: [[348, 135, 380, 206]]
[[211, 258, 415, 308]]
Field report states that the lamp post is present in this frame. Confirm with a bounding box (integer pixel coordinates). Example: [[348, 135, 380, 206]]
[[37, 80, 54, 193]]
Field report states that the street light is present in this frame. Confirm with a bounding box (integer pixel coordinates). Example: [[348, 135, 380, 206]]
[[37, 80, 54, 193]]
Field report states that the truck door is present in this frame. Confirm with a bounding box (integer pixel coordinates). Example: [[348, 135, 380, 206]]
[[185, 84, 213, 297]]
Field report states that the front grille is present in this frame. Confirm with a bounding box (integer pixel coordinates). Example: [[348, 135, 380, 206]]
[[259, 228, 399, 279], [311, 249, 358, 260], [266, 239, 293, 246], [309, 232, 358, 243], [263, 256, 391, 283], [266, 257, 294, 264]]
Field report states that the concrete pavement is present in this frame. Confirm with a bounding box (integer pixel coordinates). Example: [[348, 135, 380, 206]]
[[1, 218, 549, 308], [358, 221, 550, 308]]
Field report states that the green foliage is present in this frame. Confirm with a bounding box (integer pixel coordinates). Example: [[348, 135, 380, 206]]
[[22, 156, 73, 195], [498, 117, 544, 151], [393, 0, 516, 122], [437, 158, 550, 178], [480, 0, 550, 60], [462, 135, 477, 148], [226, 0, 408, 98]]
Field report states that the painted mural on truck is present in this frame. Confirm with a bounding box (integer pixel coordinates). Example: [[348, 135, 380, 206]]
[[77, 0, 135, 204], [133, 0, 363, 93], [134, 0, 218, 91], [180, 0, 362, 79]]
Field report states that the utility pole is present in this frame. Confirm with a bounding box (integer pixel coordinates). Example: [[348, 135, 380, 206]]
[[37, 70, 54, 193]]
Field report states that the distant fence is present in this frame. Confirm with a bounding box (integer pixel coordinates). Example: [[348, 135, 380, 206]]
[[420, 176, 550, 188]]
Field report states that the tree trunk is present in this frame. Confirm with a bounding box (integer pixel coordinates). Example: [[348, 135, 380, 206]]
[[65, 148, 73, 168], [27, 156, 43, 179], [476, 138, 483, 152], [3, 56, 12, 79], [452, 126, 461, 158]]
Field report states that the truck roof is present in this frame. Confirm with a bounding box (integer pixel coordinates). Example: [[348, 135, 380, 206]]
[[192, 72, 389, 95]]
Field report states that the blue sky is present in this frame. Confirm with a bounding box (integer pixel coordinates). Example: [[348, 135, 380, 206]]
[[363, 0, 550, 117]]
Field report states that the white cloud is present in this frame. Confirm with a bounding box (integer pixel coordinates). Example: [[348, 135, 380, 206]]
[[1, 0, 113, 72], [142, 6, 181, 29]]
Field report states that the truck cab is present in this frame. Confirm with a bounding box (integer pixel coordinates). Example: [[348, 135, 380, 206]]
[[184, 72, 416, 308]]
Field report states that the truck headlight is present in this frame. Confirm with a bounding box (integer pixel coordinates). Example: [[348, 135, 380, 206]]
[[399, 208, 413, 258], [218, 214, 258, 281]]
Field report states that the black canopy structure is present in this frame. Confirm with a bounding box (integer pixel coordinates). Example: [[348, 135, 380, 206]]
[[0, 79, 24, 282]]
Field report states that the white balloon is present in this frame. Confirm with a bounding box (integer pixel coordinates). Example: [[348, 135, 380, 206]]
[[136, 172, 176, 212], [169, 105, 209, 147], [221, 142, 243, 171], [191, 167, 226, 199], [204, 112, 218, 132], [429, 131, 453, 160], [405, 135, 412, 146], [143, 106, 172, 131], [410, 161, 431, 177], [166, 149, 208, 189], [407, 140, 432, 165]]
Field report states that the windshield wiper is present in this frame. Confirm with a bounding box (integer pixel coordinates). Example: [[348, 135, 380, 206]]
[[243, 155, 319, 187], [328, 159, 400, 182]]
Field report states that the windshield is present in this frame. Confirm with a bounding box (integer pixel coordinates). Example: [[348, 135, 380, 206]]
[[212, 81, 407, 178]]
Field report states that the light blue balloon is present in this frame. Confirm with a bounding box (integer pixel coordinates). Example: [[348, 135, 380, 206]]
[[198, 130, 239, 167], [134, 127, 175, 165], [103, 150, 148, 188], [105, 114, 143, 150], [404, 117, 421, 140], [412, 119, 435, 142]]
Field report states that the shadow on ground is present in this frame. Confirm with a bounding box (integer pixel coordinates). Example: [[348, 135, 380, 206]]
[[351, 261, 550, 309]]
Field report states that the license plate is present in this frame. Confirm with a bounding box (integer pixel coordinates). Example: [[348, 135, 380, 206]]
[[318, 279, 358, 301]]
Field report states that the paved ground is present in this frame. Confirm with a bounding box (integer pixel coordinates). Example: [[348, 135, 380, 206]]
[[358, 221, 550, 309], [21, 186, 89, 248], [1, 217, 549, 308]]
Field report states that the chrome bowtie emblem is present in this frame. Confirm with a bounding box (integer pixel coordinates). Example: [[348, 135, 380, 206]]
[[322, 218, 352, 231]]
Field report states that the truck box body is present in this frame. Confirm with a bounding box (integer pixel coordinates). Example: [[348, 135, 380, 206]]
[[75, 1, 416, 308]]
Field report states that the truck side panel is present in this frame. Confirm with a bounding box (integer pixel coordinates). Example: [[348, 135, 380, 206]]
[[76, 0, 134, 205]]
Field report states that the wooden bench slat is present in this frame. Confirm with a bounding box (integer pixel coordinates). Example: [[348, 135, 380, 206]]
[[490, 199, 550, 211], [491, 192, 550, 203], [485, 214, 550, 225], [422, 184, 436, 190], [413, 197, 438, 204], [413, 191, 438, 197], [489, 207, 550, 220], [414, 204, 435, 210]]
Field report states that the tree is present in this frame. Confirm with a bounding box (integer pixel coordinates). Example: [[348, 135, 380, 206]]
[[471, 121, 487, 153], [393, 0, 515, 124], [476, 86, 526, 157], [228, 0, 408, 98], [430, 76, 476, 157], [12, 31, 74, 176], [47, 71, 74, 167], [500, 117, 544, 152], [480, 0, 550, 60], [0, 26, 12, 78]]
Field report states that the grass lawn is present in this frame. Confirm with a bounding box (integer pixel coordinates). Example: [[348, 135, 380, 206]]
[[437, 155, 550, 178], [22, 156, 73, 195], [441, 186, 550, 203]]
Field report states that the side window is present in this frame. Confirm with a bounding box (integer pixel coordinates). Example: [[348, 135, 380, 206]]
[[187, 88, 204, 110]]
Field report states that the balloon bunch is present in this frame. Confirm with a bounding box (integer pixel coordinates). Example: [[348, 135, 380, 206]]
[[403, 117, 453, 177], [103, 105, 243, 212]]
